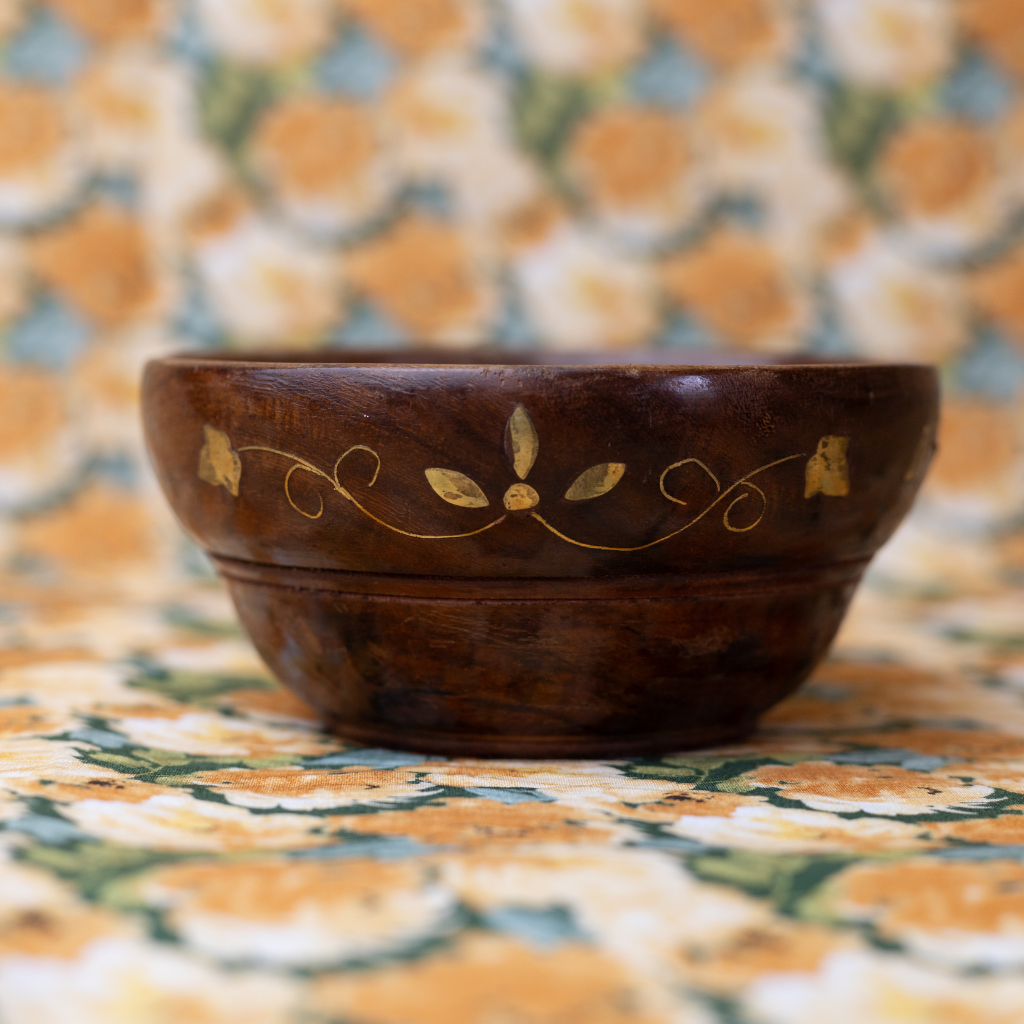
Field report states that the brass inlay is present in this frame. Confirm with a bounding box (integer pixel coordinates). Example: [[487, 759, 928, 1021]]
[[565, 462, 626, 501], [425, 468, 490, 508], [198, 405, 848, 549], [197, 425, 241, 497], [804, 435, 850, 498], [198, 432, 506, 539], [532, 453, 805, 551], [506, 404, 539, 480], [504, 482, 540, 510]]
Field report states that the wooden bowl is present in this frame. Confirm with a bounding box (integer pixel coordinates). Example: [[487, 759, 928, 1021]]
[[142, 352, 938, 757]]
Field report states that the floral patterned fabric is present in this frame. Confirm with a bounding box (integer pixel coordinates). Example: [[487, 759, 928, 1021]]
[[2, 574, 1024, 1022], [2, 0, 1024, 1021]]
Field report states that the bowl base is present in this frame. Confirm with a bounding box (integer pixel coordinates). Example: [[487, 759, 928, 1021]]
[[319, 718, 759, 759], [216, 557, 861, 760]]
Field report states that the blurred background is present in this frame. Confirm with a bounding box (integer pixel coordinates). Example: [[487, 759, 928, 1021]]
[[0, 0, 1022, 602]]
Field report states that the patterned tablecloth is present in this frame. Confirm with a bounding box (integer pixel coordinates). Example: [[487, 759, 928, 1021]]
[[2, 575, 1024, 1024], [2, 0, 1024, 1018]]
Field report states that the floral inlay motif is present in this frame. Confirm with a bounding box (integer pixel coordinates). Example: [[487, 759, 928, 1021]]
[[197, 407, 849, 551], [424, 405, 625, 513]]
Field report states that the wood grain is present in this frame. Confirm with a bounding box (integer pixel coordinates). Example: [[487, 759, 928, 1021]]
[[143, 352, 939, 756]]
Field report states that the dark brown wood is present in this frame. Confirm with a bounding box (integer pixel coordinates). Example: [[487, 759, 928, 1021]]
[[142, 352, 939, 757]]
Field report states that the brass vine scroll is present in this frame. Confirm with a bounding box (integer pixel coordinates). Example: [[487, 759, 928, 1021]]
[[198, 405, 848, 550]]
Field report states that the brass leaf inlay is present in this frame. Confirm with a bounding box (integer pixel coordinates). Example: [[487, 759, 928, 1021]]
[[198, 424, 241, 496], [506, 404, 539, 481], [564, 462, 626, 501], [804, 435, 850, 498], [425, 468, 490, 508]]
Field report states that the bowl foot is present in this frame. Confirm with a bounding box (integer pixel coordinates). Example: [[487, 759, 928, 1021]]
[[217, 559, 860, 760], [321, 718, 760, 759]]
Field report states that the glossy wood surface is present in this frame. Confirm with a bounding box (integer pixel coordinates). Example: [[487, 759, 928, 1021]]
[[143, 353, 939, 756]]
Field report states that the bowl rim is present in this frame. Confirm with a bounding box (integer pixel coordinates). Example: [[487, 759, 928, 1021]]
[[150, 348, 938, 374]]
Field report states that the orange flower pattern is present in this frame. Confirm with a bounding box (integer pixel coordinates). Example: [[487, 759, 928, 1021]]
[[0, 1, 1021, 1021], [0, 579, 1019, 1020]]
